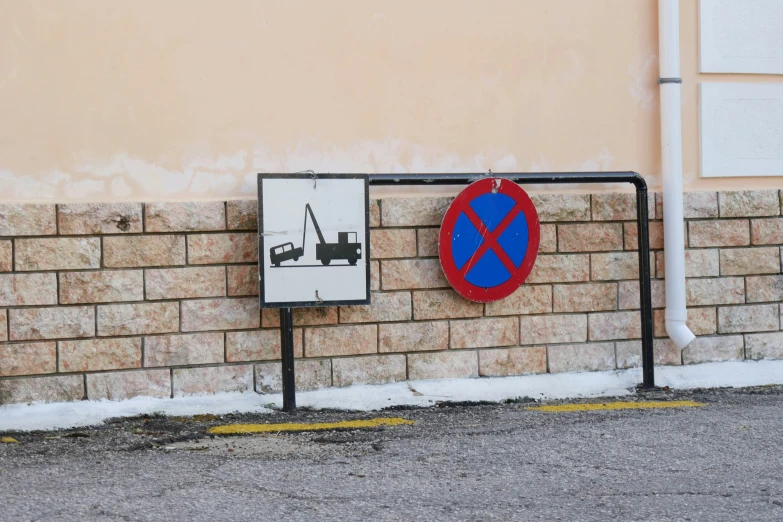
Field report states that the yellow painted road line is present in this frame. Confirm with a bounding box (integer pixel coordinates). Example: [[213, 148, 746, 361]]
[[527, 400, 704, 412], [208, 417, 414, 435]]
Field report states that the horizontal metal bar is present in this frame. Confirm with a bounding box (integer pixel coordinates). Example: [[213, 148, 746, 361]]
[[368, 172, 647, 190]]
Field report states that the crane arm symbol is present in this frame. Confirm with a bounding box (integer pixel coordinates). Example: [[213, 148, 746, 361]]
[[301, 203, 326, 254]]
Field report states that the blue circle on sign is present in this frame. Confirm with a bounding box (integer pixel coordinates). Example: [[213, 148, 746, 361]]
[[451, 192, 529, 288]]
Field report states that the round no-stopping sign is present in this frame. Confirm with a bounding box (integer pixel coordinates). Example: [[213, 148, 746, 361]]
[[439, 178, 540, 303]]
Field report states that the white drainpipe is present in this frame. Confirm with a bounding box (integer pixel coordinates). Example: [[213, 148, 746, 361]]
[[658, 0, 695, 348]]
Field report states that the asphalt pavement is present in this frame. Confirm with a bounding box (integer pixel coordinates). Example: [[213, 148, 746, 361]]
[[2, 386, 783, 521]]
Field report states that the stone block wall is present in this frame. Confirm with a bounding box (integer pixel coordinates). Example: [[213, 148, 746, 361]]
[[0, 189, 782, 404]]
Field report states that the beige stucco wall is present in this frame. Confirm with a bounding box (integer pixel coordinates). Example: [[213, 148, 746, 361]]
[[0, 0, 780, 202]]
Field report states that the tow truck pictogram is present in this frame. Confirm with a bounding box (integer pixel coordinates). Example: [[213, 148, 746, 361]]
[[269, 204, 362, 267]]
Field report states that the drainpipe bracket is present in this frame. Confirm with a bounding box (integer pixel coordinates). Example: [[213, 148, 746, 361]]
[[665, 308, 688, 321], [658, 77, 682, 84]]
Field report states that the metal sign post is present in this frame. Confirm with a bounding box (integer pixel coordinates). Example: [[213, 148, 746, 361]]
[[258, 173, 371, 412], [279, 308, 296, 411]]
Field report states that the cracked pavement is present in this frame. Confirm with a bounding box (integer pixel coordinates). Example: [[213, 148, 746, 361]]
[[2, 386, 783, 520]]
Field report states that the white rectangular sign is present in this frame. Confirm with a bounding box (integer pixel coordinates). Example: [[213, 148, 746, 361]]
[[700, 82, 783, 178], [257, 174, 370, 308], [699, 0, 783, 75]]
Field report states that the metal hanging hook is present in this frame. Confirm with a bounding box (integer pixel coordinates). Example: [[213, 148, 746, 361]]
[[293, 170, 317, 189], [315, 290, 324, 305]]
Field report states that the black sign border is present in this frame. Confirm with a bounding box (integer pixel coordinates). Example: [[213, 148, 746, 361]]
[[257, 173, 371, 309]]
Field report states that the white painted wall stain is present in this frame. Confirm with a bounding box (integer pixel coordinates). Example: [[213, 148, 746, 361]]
[[0, 139, 643, 202], [628, 52, 659, 111], [0, 140, 522, 201]]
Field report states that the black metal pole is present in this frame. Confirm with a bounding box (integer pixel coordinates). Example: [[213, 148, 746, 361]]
[[368, 171, 647, 187], [635, 187, 656, 389], [280, 307, 296, 411]]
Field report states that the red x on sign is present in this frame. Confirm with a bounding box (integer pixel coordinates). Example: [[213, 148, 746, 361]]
[[458, 201, 524, 278], [439, 178, 540, 303]]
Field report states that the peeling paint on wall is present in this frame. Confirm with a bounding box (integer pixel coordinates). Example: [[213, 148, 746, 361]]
[[0, 140, 526, 201]]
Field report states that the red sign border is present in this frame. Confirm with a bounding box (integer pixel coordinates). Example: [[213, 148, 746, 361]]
[[439, 178, 540, 303]]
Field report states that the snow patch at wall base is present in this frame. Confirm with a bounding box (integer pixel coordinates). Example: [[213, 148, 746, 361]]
[[3, 360, 783, 432]]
